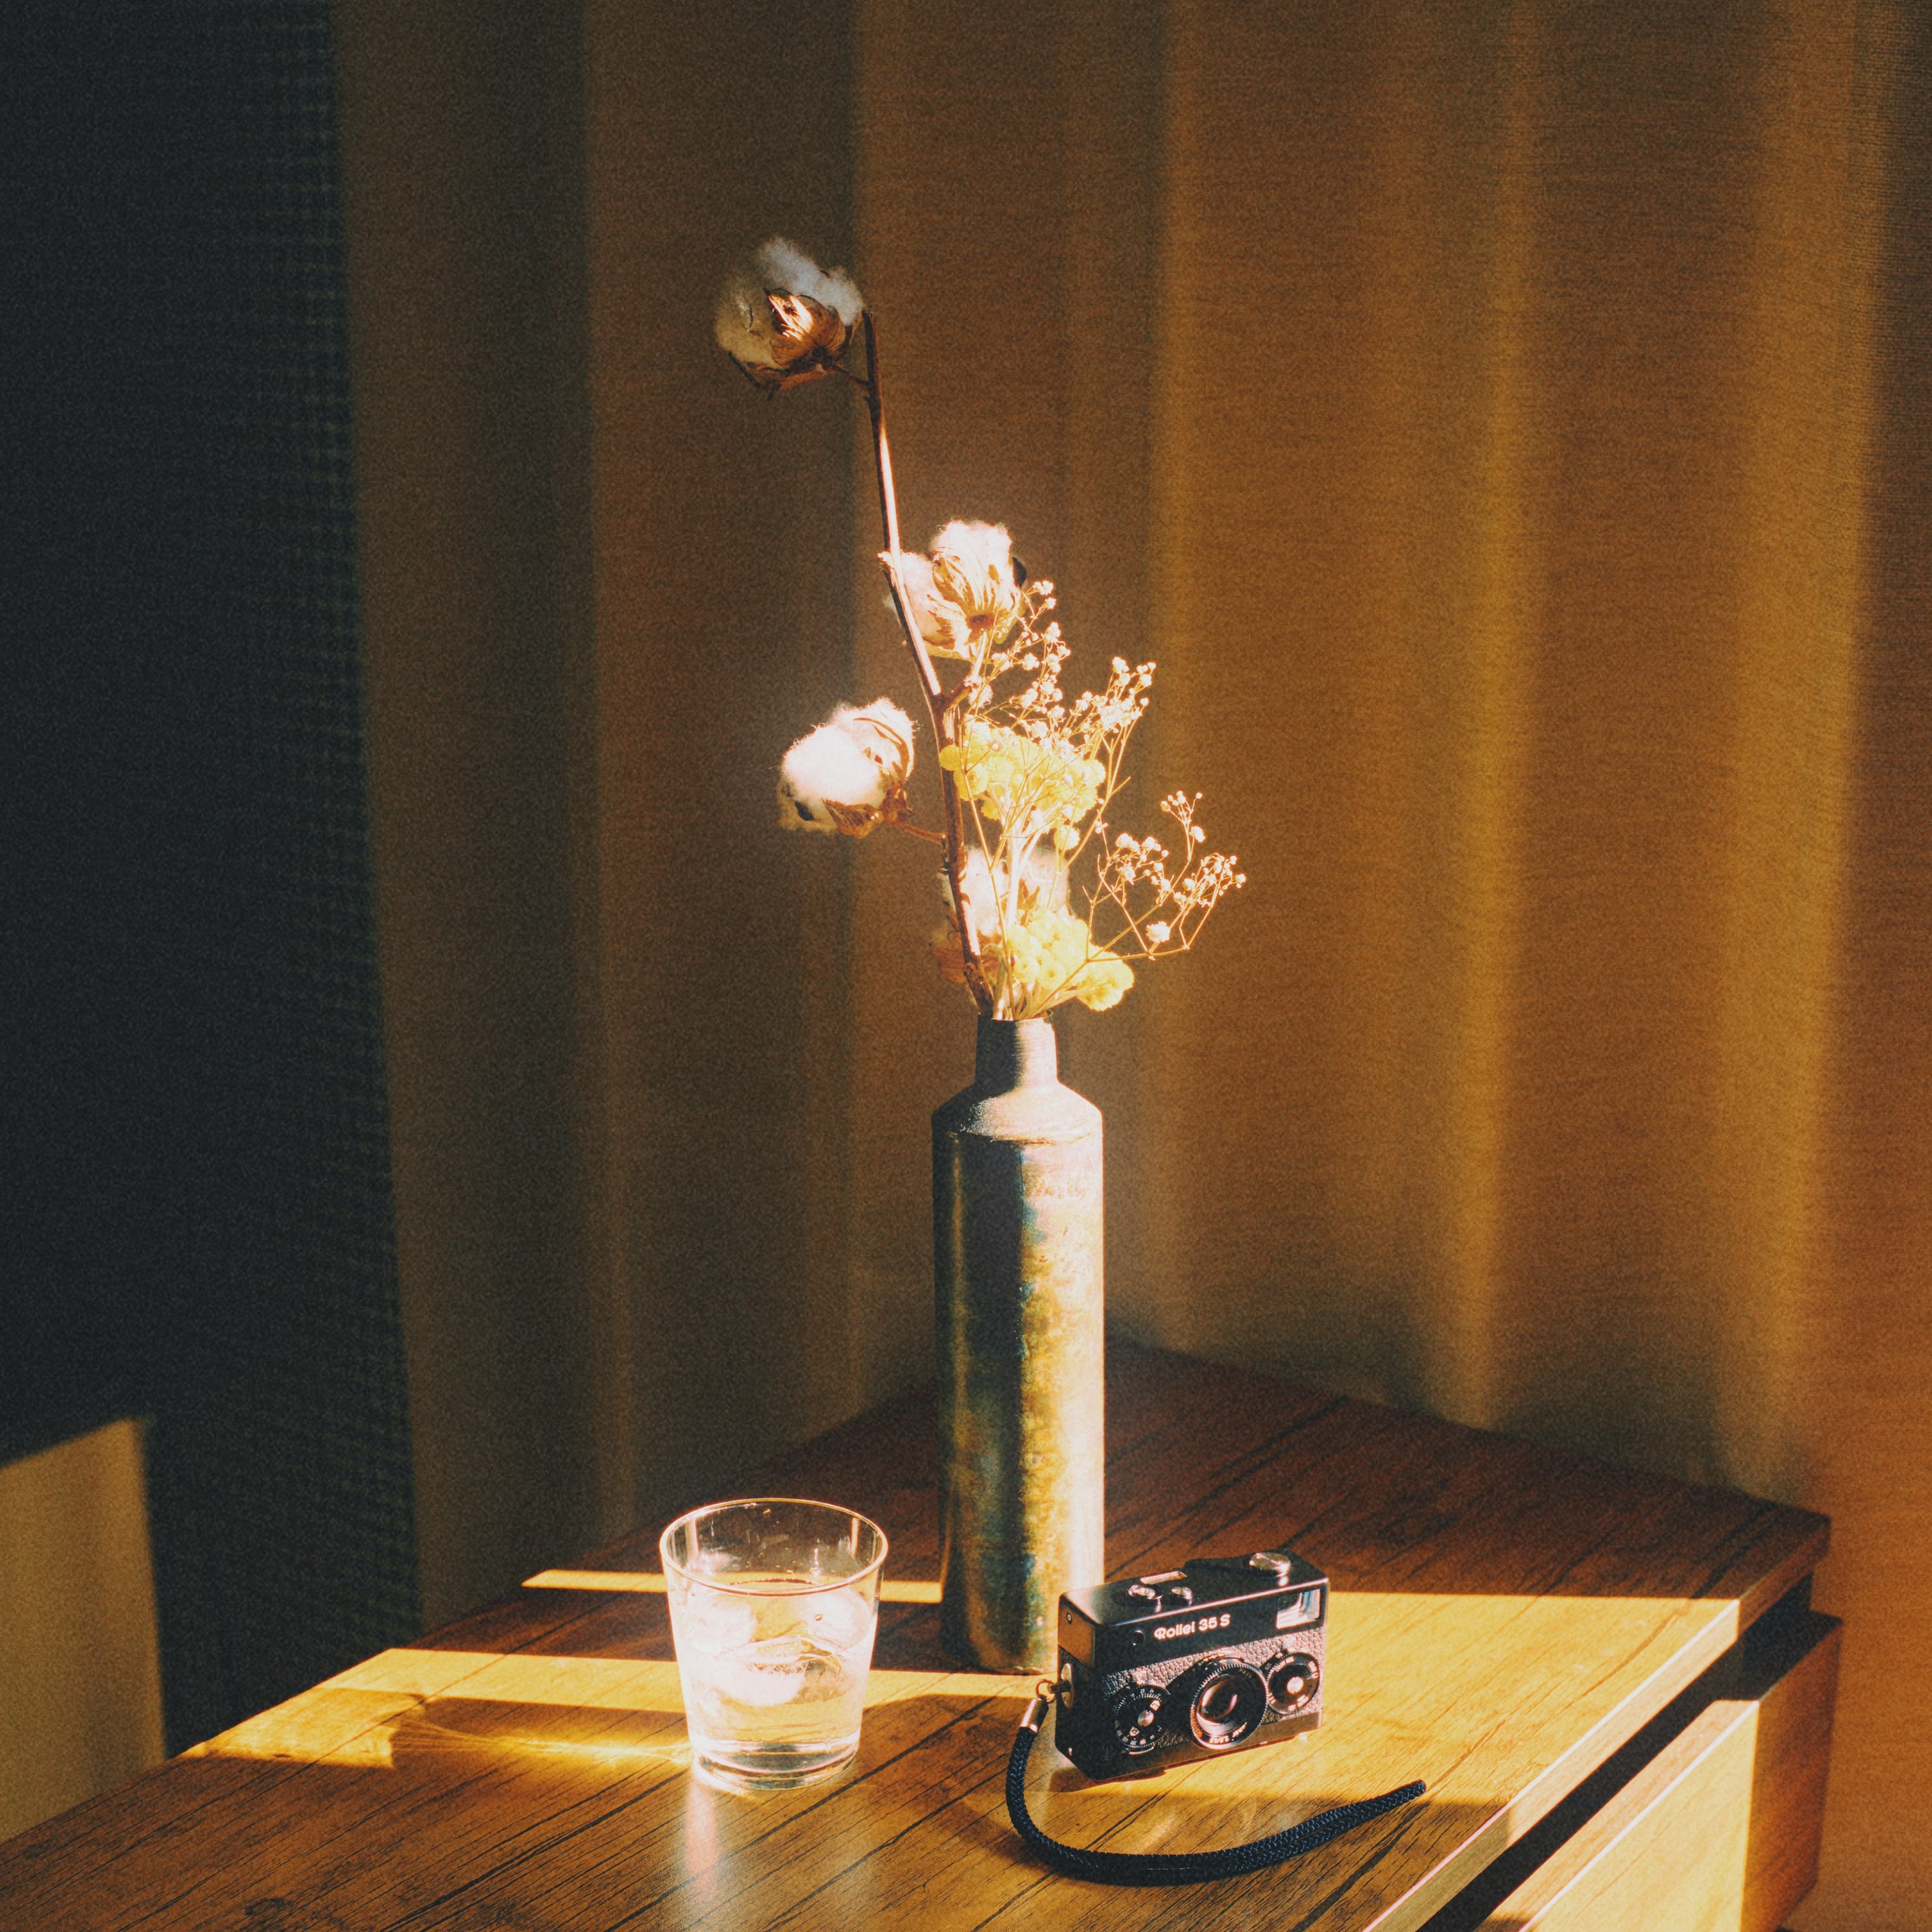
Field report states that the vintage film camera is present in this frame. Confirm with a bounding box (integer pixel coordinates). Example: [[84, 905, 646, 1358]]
[[1053, 1548, 1327, 1782]]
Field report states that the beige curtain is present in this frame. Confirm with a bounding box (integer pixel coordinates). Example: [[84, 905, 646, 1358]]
[[847, 8, 1929, 1925], [346, 2, 1928, 1925]]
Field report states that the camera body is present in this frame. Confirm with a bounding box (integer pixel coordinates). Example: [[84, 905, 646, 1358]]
[[1053, 1548, 1327, 1782]]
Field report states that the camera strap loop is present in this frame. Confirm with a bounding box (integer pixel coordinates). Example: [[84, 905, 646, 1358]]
[[1006, 1695, 1426, 1887]]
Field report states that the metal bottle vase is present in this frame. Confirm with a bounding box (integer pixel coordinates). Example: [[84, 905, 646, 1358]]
[[933, 1016, 1105, 1672]]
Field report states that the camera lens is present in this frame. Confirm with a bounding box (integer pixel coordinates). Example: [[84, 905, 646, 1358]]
[[1266, 1651, 1321, 1715], [1186, 1663, 1268, 1748]]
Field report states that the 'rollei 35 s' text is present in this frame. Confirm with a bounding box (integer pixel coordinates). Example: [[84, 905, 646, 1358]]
[[1153, 1612, 1232, 1641]]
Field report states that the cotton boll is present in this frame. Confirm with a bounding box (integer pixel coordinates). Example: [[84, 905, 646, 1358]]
[[753, 238, 863, 325], [715, 238, 862, 392], [927, 522, 1022, 651], [833, 699, 915, 786], [928, 520, 1014, 580], [715, 276, 769, 362], [777, 698, 920, 838], [777, 779, 839, 833], [782, 723, 891, 813], [883, 549, 969, 658], [884, 522, 1025, 660]]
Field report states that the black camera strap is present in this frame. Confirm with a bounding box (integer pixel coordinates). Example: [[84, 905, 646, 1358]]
[[1006, 1689, 1427, 1886]]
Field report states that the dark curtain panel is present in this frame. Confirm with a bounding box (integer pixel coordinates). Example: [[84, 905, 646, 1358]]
[[2, 2, 418, 1750]]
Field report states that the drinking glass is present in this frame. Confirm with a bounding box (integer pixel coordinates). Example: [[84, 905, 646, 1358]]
[[660, 1497, 888, 1791]]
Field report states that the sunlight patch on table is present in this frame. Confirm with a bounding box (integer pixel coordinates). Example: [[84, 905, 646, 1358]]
[[189, 1644, 1029, 1768], [188, 1591, 1738, 1821]]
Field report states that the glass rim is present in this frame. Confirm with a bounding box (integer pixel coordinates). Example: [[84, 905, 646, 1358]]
[[657, 1495, 890, 1596]]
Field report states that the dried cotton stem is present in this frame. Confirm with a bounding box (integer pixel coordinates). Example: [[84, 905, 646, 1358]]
[[861, 313, 992, 1014]]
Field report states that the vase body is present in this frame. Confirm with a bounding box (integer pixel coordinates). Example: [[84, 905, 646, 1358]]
[[933, 1016, 1105, 1672]]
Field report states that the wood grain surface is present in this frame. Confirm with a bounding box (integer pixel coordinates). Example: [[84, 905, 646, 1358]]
[[0, 1345, 1828, 1931], [1470, 1613, 1839, 1930]]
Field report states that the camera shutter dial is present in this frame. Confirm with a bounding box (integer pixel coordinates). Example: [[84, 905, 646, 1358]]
[[1183, 1662, 1270, 1749], [1266, 1651, 1321, 1715], [1111, 1686, 1168, 1754], [1126, 1573, 1195, 1611]]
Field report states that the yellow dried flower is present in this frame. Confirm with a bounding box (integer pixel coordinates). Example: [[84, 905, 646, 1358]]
[[978, 906, 1133, 1018], [938, 721, 1104, 832]]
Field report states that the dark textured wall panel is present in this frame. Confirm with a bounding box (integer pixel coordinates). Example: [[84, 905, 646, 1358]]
[[3, 2, 418, 1750]]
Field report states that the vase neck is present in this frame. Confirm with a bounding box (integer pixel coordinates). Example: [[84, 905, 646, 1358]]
[[975, 1016, 1059, 1091]]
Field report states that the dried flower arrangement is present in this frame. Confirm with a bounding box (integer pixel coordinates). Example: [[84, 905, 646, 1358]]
[[717, 238, 1243, 1022]]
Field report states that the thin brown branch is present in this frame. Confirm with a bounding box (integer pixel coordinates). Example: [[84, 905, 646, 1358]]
[[860, 311, 993, 1014]]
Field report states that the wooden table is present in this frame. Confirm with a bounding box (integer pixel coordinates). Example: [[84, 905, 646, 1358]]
[[0, 1345, 1837, 1930]]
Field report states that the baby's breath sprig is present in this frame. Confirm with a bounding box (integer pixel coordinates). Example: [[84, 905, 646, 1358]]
[[1092, 795, 1248, 960], [719, 238, 1243, 1020]]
